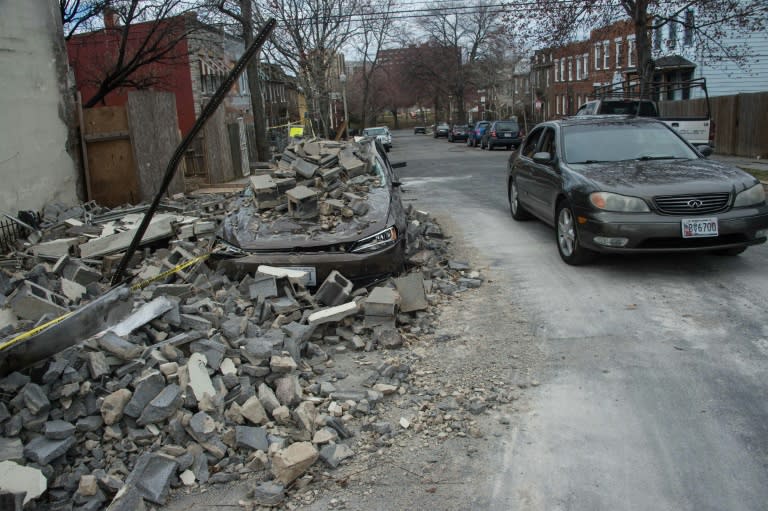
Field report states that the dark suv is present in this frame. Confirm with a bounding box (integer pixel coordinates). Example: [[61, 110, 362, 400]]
[[466, 121, 490, 147], [481, 120, 523, 150]]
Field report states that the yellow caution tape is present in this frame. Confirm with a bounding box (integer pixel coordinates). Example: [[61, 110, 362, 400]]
[[130, 252, 212, 291], [0, 311, 76, 352], [1, 252, 214, 352]]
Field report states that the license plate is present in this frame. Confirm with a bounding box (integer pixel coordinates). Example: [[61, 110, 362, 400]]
[[288, 266, 317, 286], [504, 133, 511, 137], [682, 217, 718, 238]]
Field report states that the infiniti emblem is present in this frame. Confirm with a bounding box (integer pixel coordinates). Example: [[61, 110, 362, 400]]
[[687, 199, 704, 208]]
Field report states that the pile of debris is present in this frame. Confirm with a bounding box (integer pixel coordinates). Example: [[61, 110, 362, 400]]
[[0, 167, 485, 509]]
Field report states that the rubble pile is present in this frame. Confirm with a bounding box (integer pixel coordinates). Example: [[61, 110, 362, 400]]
[[0, 190, 485, 509]]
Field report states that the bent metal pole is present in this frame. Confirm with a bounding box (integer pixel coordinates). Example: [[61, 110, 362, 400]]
[[110, 18, 277, 286]]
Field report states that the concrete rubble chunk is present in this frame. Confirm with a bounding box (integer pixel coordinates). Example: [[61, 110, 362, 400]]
[[0, 491, 24, 511], [248, 273, 278, 300], [0, 460, 47, 505], [319, 442, 355, 468], [24, 435, 76, 464], [275, 374, 303, 407], [394, 273, 428, 312], [78, 475, 99, 497], [308, 301, 359, 327], [189, 411, 216, 441], [61, 278, 87, 302], [292, 158, 319, 179], [137, 384, 182, 425], [186, 353, 216, 402], [88, 350, 110, 378], [286, 185, 319, 219], [79, 214, 176, 258], [43, 419, 76, 440], [271, 442, 319, 485], [124, 371, 165, 418], [240, 395, 268, 425], [8, 281, 68, 321], [235, 425, 268, 451], [250, 481, 286, 506], [364, 286, 399, 317], [98, 331, 143, 361], [123, 452, 178, 505], [292, 401, 317, 434], [250, 175, 280, 210], [101, 388, 133, 425], [22, 383, 51, 415], [314, 270, 353, 306], [270, 354, 298, 373], [110, 297, 174, 337], [106, 485, 147, 511], [258, 383, 281, 414], [0, 438, 24, 463]]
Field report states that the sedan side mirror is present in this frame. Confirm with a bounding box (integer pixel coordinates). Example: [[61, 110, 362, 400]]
[[697, 145, 714, 157], [532, 152, 552, 164]]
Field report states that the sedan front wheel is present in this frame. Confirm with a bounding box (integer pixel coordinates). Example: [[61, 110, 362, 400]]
[[556, 200, 595, 265], [508, 177, 531, 220]]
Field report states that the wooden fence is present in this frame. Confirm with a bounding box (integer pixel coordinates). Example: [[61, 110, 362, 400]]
[[658, 91, 768, 158]]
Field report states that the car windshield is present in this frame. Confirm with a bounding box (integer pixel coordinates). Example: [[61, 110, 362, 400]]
[[364, 128, 387, 136], [562, 122, 699, 163], [495, 122, 519, 131]]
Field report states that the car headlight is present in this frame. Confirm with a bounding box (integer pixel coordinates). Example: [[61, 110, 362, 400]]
[[734, 183, 766, 207], [213, 237, 248, 257], [350, 226, 398, 254], [589, 192, 650, 212]]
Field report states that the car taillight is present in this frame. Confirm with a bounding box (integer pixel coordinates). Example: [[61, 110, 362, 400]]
[[709, 120, 716, 146], [491, 130, 497, 137], [519, 130, 525, 137]]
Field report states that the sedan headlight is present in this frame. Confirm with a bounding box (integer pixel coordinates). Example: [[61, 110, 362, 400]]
[[589, 192, 650, 212], [350, 226, 398, 254], [734, 183, 766, 207]]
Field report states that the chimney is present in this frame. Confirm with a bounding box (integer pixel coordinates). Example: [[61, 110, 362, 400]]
[[104, 8, 120, 29]]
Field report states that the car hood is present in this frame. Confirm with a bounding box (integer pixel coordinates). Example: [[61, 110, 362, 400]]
[[219, 187, 393, 251], [569, 158, 758, 195]]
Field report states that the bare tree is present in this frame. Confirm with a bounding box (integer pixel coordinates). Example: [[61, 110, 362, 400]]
[[213, 0, 270, 161], [68, 0, 202, 108], [352, 0, 398, 129], [246, 0, 362, 138], [505, 0, 768, 94], [60, 0, 111, 39]]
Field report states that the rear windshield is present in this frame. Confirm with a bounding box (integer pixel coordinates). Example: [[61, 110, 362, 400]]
[[562, 122, 698, 163], [599, 101, 658, 116], [364, 128, 387, 136], [494, 122, 519, 131]]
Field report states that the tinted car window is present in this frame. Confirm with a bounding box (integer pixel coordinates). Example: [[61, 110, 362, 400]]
[[494, 121, 519, 131], [521, 127, 544, 158], [538, 127, 557, 158], [364, 128, 386, 136], [562, 122, 699, 163]]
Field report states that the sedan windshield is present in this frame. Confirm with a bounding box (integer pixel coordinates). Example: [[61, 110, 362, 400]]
[[563, 122, 699, 164]]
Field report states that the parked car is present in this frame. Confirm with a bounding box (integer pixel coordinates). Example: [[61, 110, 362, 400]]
[[466, 120, 490, 147], [434, 123, 450, 138], [447, 124, 470, 143], [481, 120, 524, 150], [361, 126, 392, 151], [507, 116, 768, 264], [413, 126, 426, 134], [214, 138, 408, 286]]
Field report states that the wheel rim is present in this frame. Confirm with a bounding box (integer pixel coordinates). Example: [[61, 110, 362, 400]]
[[558, 207, 576, 256], [510, 181, 519, 214]]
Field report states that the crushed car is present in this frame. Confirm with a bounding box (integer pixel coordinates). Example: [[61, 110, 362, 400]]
[[213, 137, 408, 286]]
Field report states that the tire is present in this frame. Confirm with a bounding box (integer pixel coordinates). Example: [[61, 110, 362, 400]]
[[556, 200, 596, 265], [508, 177, 532, 220], [713, 246, 747, 256], [488, 142, 494, 151]]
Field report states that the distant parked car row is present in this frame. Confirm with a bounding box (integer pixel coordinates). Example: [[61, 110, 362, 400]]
[[415, 120, 525, 151]]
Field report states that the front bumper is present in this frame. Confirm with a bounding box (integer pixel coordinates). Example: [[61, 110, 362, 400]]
[[576, 207, 768, 253], [212, 238, 406, 287]]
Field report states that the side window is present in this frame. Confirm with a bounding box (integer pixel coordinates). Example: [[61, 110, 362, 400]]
[[521, 127, 544, 158], [575, 104, 588, 116], [538, 128, 557, 159]]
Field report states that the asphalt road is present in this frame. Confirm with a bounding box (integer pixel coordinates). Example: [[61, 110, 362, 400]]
[[393, 128, 768, 511]]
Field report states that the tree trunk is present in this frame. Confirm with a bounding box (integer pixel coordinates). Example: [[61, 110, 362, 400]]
[[632, 0, 655, 97], [241, 0, 270, 162]]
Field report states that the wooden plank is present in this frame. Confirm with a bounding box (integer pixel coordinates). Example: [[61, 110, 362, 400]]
[[203, 106, 235, 184], [126, 91, 185, 201], [76, 92, 93, 201], [83, 106, 140, 207], [83, 130, 130, 143]]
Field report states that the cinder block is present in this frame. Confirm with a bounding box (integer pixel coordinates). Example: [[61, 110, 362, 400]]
[[8, 281, 68, 321], [364, 287, 399, 317], [393, 273, 428, 312], [286, 186, 319, 220], [314, 270, 353, 306], [249, 175, 280, 210], [292, 158, 319, 179]]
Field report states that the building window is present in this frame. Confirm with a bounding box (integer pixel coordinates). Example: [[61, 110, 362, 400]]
[[603, 40, 610, 69], [560, 59, 565, 82], [568, 56, 573, 81], [684, 9, 694, 46], [669, 19, 678, 50], [576, 58, 581, 80], [615, 39, 623, 68], [563, 95, 568, 115], [583, 54, 589, 78], [627, 36, 636, 67], [654, 26, 662, 51], [594, 43, 601, 70], [556, 95, 561, 115], [554, 59, 559, 82]]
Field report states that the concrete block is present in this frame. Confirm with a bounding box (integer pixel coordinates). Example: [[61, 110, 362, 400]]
[[318, 166, 342, 185], [137, 384, 182, 425], [23, 435, 76, 464], [257, 265, 310, 287], [250, 481, 285, 507], [240, 395, 268, 425], [22, 383, 51, 415], [124, 452, 178, 505], [364, 286, 399, 317], [61, 278, 87, 302], [250, 175, 280, 210], [270, 354, 297, 373], [308, 301, 359, 327], [258, 383, 281, 414], [339, 152, 367, 178], [271, 442, 319, 484], [99, 331, 143, 360], [189, 339, 226, 370], [179, 313, 212, 332], [314, 270, 353, 306], [0, 438, 24, 463], [110, 296, 174, 337], [30, 237, 79, 257], [43, 419, 75, 440], [0, 461, 47, 505], [292, 158, 319, 179], [319, 442, 354, 468], [286, 185, 319, 219], [0, 491, 24, 511], [8, 281, 68, 321], [189, 411, 216, 441], [274, 177, 297, 194], [124, 371, 165, 418], [69, 264, 102, 286], [88, 350, 111, 379], [186, 353, 216, 402], [393, 273, 428, 313]]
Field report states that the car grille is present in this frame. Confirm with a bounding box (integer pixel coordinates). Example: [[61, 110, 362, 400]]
[[653, 193, 730, 215]]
